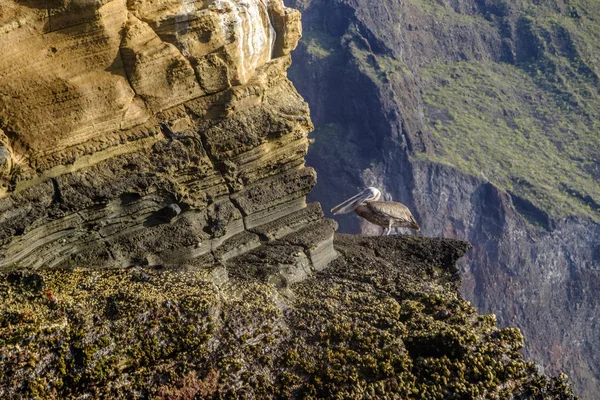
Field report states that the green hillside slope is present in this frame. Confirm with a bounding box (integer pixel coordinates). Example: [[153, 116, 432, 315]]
[[419, 0, 600, 223]]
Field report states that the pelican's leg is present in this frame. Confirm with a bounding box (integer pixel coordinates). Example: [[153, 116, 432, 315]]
[[381, 227, 387, 236], [387, 220, 393, 236]]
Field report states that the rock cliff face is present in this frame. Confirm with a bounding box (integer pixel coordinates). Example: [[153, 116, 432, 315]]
[[0, 0, 336, 272], [288, 0, 600, 397]]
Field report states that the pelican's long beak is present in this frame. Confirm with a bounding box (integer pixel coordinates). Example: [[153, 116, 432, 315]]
[[330, 189, 372, 215], [410, 216, 421, 231]]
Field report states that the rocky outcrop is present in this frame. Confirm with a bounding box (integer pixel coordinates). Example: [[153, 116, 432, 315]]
[[288, 0, 600, 397], [0, 0, 581, 398], [0, 0, 336, 272], [0, 235, 576, 398]]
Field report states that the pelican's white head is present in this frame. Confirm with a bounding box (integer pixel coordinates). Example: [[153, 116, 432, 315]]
[[330, 187, 382, 215], [365, 187, 381, 201]]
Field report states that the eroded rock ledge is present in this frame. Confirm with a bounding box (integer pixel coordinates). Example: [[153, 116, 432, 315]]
[[0, 0, 336, 271], [0, 235, 575, 398]]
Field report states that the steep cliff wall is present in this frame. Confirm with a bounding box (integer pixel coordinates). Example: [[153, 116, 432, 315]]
[[288, 0, 600, 397], [0, 0, 336, 272]]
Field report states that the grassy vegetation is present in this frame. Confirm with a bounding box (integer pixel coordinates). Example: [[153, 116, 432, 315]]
[[411, 0, 497, 27], [348, 41, 412, 84], [301, 30, 337, 60], [421, 60, 599, 221], [414, 1, 600, 223]]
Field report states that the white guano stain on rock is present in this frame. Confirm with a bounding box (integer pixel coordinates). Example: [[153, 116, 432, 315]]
[[214, 0, 275, 84]]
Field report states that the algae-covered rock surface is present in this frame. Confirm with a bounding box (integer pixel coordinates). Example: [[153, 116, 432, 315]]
[[0, 234, 575, 399]]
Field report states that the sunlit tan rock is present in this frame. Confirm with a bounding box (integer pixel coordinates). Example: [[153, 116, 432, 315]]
[[0, 0, 302, 175], [0, 0, 336, 272]]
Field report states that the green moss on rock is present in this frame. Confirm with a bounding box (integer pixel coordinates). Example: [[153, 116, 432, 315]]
[[0, 235, 576, 399]]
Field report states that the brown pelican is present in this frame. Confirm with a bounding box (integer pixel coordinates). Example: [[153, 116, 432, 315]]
[[331, 187, 420, 235]]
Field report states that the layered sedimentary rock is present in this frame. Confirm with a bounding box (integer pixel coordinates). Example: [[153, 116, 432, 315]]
[[0, 0, 336, 272]]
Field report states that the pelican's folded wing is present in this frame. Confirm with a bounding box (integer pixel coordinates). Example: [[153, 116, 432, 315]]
[[367, 201, 419, 229]]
